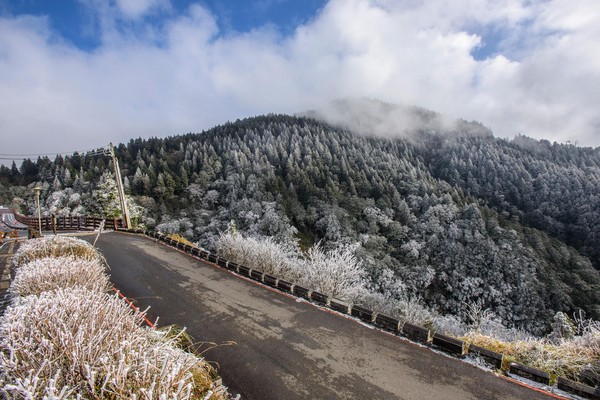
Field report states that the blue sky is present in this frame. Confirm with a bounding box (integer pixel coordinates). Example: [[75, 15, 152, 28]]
[[0, 0, 598, 161], [1, 0, 327, 50]]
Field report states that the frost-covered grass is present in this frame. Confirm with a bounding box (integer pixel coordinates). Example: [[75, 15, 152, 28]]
[[13, 235, 100, 267], [0, 236, 224, 399], [0, 288, 213, 399], [463, 315, 600, 384], [10, 255, 110, 297]]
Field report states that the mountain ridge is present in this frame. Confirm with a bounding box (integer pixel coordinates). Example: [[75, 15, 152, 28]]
[[1, 111, 599, 334]]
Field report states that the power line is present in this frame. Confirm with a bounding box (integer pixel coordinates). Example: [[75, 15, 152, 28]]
[[0, 147, 106, 160]]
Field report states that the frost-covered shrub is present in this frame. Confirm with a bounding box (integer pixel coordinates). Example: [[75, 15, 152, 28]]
[[301, 243, 367, 302], [0, 287, 211, 399], [433, 315, 468, 337], [13, 236, 100, 267], [219, 232, 301, 279], [10, 256, 110, 297], [219, 232, 369, 302], [465, 329, 599, 384]]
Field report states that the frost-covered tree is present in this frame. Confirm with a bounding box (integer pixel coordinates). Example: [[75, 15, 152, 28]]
[[302, 243, 367, 301], [90, 172, 121, 218]]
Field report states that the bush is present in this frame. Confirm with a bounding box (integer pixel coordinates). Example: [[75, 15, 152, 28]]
[[301, 243, 367, 301], [219, 232, 301, 279], [13, 236, 101, 267], [0, 287, 214, 399], [10, 256, 110, 297], [464, 321, 600, 384], [0, 235, 224, 399], [217, 231, 600, 386]]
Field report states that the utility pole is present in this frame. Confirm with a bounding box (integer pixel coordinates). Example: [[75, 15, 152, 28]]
[[33, 186, 42, 236], [86, 144, 131, 229], [108, 143, 131, 229]]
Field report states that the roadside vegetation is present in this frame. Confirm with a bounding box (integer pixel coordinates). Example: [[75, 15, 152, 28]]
[[0, 236, 225, 399], [218, 229, 600, 386]]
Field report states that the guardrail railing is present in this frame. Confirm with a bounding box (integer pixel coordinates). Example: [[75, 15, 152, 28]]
[[15, 213, 124, 231]]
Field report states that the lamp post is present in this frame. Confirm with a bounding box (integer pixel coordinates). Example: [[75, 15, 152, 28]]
[[33, 186, 42, 236]]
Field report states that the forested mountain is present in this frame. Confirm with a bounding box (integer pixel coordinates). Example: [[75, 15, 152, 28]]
[[2, 110, 599, 334]]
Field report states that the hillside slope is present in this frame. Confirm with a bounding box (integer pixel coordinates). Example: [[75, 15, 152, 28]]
[[1, 113, 599, 334]]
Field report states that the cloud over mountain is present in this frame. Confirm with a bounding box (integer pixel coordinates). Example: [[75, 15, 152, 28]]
[[0, 0, 598, 158]]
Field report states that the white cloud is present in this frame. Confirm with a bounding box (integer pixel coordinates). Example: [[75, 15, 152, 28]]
[[114, 0, 170, 19], [0, 0, 599, 162]]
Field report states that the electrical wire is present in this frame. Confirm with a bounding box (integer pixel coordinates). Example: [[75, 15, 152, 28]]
[[0, 146, 110, 160]]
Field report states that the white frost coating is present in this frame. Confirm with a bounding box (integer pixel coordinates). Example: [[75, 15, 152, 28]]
[[10, 255, 110, 296], [13, 236, 101, 267], [0, 235, 218, 399], [301, 243, 367, 302], [0, 287, 203, 399], [219, 231, 368, 302], [219, 232, 300, 279]]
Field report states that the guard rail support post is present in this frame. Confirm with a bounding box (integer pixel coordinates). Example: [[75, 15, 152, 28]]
[[402, 322, 430, 344], [277, 279, 294, 293], [250, 269, 264, 282], [467, 344, 503, 369], [217, 258, 228, 268], [509, 362, 550, 385], [432, 333, 465, 356], [227, 262, 239, 272], [557, 377, 600, 399], [351, 305, 376, 323]]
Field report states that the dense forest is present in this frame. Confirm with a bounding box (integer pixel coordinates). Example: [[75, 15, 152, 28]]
[[2, 107, 599, 335]]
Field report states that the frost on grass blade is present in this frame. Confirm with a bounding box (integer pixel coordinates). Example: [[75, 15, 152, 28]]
[[13, 236, 102, 267], [10, 256, 110, 296], [0, 287, 212, 399], [1, 235, 223, 399]]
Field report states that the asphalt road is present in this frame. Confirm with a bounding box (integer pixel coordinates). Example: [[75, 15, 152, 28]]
[[88, 232, 555, 400]]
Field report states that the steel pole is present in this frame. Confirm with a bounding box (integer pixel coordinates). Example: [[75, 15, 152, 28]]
[[109, 143, 131, 229], [35, 188, 42, 236]]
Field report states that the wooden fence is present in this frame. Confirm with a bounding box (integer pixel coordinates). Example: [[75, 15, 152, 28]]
[[15, 213, 124, 231]]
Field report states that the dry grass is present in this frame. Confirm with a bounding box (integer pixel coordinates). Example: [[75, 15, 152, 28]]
[[168, 233, 196, 248], [464, 327, 600, 384]]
